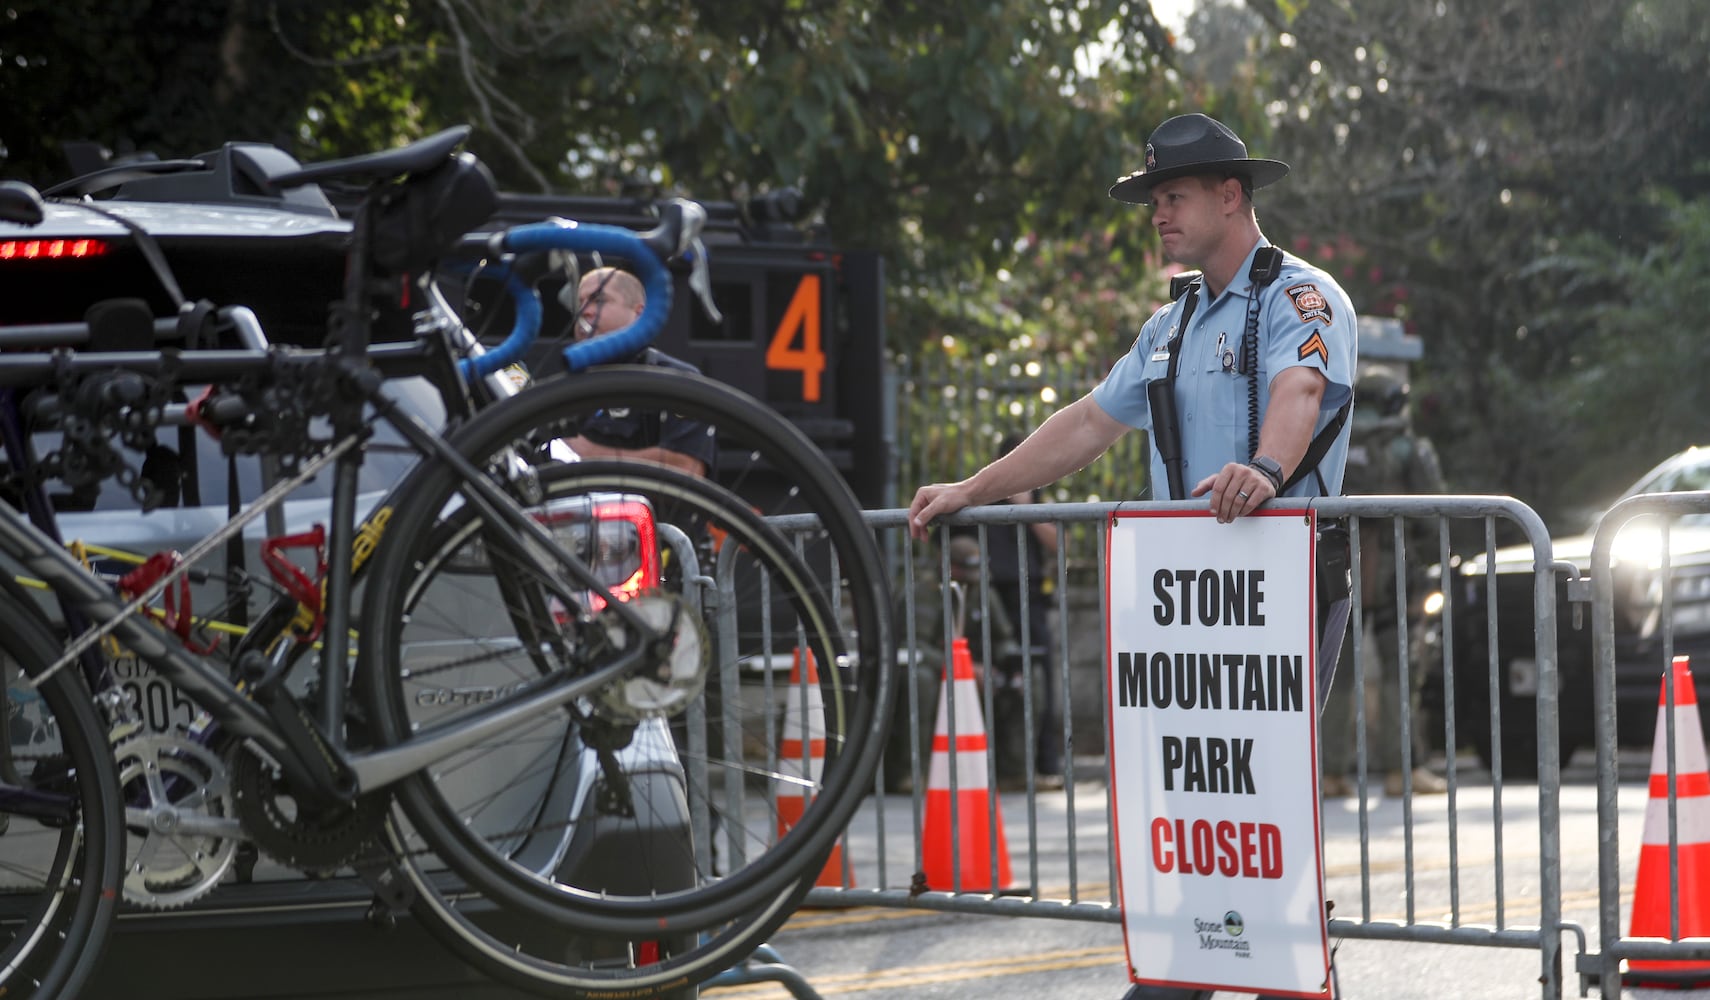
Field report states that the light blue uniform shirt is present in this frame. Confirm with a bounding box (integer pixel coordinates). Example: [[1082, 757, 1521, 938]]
[[1092, 240, 1357, 499]]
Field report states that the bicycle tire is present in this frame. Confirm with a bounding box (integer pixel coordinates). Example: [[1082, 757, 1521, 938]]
[[386, 811, 820, 999], [0, 591, 125, 1000], [360, 367, 891, 934]]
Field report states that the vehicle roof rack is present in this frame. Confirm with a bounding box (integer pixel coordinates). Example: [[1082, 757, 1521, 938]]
[[109, 143, 338, 218]]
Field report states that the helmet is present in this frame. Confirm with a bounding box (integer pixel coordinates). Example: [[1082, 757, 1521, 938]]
[[1355, 371, 1409, 419], [946, 535, 983, 578]]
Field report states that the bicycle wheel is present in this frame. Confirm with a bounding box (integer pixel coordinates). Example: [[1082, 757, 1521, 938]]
[[386, 809, 816, 999], [0, 591, 124, 999], [358, 368, 890, 948]]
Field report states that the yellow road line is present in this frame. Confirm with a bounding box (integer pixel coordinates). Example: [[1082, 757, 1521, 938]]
[[782, 907, 947, 931]]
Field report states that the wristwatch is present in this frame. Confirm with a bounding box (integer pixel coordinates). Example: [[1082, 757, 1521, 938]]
[[1248, 455, 1284, 491]]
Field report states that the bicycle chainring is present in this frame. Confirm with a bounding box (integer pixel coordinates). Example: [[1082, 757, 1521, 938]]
[[590, 592, 710, 724], [115, 733, 242, 910], [229, 746, 386, 876]]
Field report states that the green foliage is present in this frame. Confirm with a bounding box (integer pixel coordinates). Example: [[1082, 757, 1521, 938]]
[[1543, 192, 1710, 504], [1239, 0, 1710, 529], [0, 1, 383, 183]]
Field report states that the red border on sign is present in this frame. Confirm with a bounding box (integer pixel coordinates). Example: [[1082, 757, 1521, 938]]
[[1104, 507, 1332, 998]]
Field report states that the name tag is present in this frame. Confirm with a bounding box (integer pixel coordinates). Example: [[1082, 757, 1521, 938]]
[[1149, 350, 1170, 362]]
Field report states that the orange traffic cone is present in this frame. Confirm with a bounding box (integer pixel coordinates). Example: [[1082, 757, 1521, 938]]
[[921, 636, 1012, 892], [1626, 655, 1710, 988], [776, 647, 850, 888]]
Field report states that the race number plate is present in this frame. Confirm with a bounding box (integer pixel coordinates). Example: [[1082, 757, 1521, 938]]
[[110, 655, 201, 734]]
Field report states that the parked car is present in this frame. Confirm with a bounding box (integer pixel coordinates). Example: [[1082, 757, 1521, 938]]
[[1428, 446, 1710, 776], [0, 144, 702, 999]]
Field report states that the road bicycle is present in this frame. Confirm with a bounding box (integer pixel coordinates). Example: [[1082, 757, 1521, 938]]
[[0, 127, 893, 998]]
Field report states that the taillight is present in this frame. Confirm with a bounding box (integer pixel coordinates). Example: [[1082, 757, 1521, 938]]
[[583, 498, 660, 610], [0, 238, 109, 260], [442, 492, 661, 615]]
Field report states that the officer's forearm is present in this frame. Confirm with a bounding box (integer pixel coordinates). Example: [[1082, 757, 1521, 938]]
[[964, 394, 1126, 505], [567, 436, 708, 477]]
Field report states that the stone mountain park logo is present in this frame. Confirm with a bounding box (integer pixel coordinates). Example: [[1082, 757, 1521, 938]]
[[1192, 911, 1252, 956]]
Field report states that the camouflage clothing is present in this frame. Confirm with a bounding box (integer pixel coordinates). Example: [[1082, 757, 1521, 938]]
[[1322, 407, 1446, 776]]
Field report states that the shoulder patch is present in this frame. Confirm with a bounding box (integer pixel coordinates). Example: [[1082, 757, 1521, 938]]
[[1297, 331, 1329, 366], [1285, 283, 1333, 326]]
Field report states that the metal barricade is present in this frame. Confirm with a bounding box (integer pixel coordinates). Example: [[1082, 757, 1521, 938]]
[[769, 495, 1575, 999], [1590, 491, 1710, 999]]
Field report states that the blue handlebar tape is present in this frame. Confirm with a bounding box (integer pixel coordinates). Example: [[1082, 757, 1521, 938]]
[[458, 271, 537, 381], [503, 221, 673, 373]]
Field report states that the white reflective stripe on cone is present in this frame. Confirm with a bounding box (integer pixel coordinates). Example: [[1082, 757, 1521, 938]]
[[929, 733, 992, 791], [1641, 793, 1710, 848], [1649, 704, 1710, 777]]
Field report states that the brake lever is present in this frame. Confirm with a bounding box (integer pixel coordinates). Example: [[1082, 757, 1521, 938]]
[[659, 200, 723, 323], [665, 198, 706, 256], [686, 237, 722, 325]]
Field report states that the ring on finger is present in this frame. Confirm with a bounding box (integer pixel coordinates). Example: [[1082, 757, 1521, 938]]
[[1237, 490, 1251, 500]]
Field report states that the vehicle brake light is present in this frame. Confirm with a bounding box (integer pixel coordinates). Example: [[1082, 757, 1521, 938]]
[[525, 494, 661, 618], [584, 498, 660, 611], [0, 238, 109, 260]]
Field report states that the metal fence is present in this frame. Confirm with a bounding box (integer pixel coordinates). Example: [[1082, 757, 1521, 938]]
[[722, 492, 1710, 1000], [1589, 492, 1710, 999], [783, 495, 1573, 991]]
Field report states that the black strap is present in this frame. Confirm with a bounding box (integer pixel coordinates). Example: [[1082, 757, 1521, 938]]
[[1156, 265, 1348, 497], [1163, 282, 1201, 380], [1149, 282, 1201, 499], [1282, 400, 1352, 493], [63, 201, 186, 308], [1241, 245, 1346, 496]]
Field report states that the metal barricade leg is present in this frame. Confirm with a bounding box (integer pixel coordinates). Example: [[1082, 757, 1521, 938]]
[[705, 943, 824, 999]]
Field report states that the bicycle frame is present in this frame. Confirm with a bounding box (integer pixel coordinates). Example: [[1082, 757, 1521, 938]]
[[0, 361, 663, 795], [0, 196, 684, 805]]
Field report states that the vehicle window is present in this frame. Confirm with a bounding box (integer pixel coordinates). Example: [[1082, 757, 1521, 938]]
[[1663, 460, 1710, 494]]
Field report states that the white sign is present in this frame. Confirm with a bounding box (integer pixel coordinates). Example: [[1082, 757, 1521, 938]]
[[1107, 508, 1331, 997]]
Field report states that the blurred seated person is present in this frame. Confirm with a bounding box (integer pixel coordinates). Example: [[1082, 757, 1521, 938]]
[[558, 266, 715, 477]]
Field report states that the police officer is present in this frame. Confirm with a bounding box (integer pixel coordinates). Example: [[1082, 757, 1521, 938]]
[[907, 112, 1358, 1000], [909, 112, 1356, 530], [1321, 370, 1449, 797]]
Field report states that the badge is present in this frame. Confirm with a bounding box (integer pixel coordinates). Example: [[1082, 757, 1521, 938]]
[[1286, 283, 1334, 326]]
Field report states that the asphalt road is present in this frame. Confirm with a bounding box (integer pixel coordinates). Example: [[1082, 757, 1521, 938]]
[[703, 748, 1710, 1000], [83, 748, 1706, 1000]]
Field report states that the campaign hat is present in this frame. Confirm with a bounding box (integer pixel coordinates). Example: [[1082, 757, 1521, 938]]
[[1108, 113, 1290, 205]]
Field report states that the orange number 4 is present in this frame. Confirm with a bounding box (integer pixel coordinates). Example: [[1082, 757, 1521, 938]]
[[766, 274, 825, 403]]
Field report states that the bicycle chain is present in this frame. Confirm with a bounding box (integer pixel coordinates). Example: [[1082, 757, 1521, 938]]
[[229, 746, 386, 876]]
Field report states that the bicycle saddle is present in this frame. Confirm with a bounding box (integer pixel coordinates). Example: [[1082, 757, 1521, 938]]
[[272, 125, 473, 190]]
